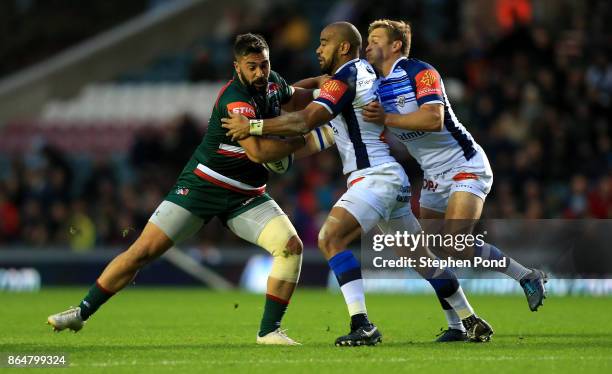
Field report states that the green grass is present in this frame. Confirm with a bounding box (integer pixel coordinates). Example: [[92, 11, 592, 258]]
[[2, 288, 612, 373]]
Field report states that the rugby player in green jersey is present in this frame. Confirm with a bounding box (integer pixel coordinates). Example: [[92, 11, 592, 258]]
[[47, 33, 333, 345]]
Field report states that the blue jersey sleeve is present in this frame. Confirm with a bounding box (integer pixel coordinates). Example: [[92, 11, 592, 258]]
[[313, 71, 356, 116], [403, 59, 445, 106]]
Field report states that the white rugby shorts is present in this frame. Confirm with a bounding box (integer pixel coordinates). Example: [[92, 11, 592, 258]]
[[420, 148, 493, 213], [334, 162, 413, 232]]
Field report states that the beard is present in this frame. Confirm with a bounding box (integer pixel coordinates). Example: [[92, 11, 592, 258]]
[[320, 52, 339, 75], [239, 71, 268, 94]]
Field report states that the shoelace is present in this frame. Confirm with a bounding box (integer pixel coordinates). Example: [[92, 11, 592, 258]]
[[276, 329, 295, 342], [58, 307, 79, 319], [277, 329, 289, 337]]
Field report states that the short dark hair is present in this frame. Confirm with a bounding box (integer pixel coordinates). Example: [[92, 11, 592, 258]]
[[233, 33, 269, 59]]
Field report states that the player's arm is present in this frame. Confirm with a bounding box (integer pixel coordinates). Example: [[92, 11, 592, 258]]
[[292, 75, 330, 89], [363, 65, 445, 132], [294, 124, 335, 159], [222, 100, 333, 139], [221, 98, 306, 162], [238, 135, 306, 164], [222, 78, 351, 140], [363, 101, 444, 132], [281, 87, 315, 112], [282, 75, 331, 112]]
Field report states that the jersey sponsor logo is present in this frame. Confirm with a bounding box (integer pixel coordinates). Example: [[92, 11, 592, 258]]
[[319, 79, 348, 105], [452, 172, 479, 181], [396, 195, 410, 202], [356, 77, 375, 88], [227, 102, 256, 118], [415, 69, 442, 99], [423, 179, 438, 192], [328, 122, 339, 135], [399, 185, 411, 193], [395, 130, 427, 141], [396, 184, 411, 202]]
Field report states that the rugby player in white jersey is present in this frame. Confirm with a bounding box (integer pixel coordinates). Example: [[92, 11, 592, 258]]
[[222, 21, 493, 345], [362, 19, 548, 341]]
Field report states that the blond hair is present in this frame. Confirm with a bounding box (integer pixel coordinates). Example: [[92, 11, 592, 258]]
[[368, 19, 412, 56]]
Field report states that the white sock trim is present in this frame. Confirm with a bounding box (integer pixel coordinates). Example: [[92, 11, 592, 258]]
[[340, 279, 367, 316], [443, 286, 474, 320]]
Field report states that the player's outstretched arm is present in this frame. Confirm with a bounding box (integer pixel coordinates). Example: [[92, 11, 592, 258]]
[[238, 135, 306, 164], [282, 87, 316, 112], [283, 75, 331, 112], [292, 75, 331, 90], [222, 102, 333, 140], [362, 101, 444, 132]]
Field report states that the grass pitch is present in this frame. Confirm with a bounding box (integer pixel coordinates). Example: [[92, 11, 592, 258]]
[[2, 288, 612, 373]]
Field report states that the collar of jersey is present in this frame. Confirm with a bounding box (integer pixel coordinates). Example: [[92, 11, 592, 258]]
[[384, 56, 408, 79], [334, 58, 360, 74]]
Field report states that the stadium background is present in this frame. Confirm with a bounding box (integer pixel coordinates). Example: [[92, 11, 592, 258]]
[[0, 0, 610, 293]]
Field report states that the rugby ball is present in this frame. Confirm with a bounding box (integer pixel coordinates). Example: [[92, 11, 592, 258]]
[[263, 154, 293, 174]]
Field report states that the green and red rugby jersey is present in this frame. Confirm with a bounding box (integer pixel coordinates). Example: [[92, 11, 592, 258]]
[[175, 70, 293, 195]]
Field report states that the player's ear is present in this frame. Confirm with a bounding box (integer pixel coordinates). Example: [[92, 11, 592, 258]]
[[392, 40, 402, 54], [339, 41, 351, 56], [233, 60, 240, 75]]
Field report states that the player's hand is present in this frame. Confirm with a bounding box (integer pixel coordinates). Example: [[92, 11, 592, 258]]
[[221, 111, 250, 141], [362, 101, 386, 125]]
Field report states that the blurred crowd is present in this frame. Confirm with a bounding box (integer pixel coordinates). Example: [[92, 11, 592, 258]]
[[1, 0, 610, 249]]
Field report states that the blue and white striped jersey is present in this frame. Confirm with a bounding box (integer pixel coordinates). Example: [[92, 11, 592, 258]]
[[374, 57, 478, 174], [313, 58, 396, 174]]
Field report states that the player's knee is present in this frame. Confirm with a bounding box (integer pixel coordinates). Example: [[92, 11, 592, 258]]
[[317, 235, 330, 254], [270, 249, 302, 283], [257, 217, 303, 283], [269, 235, 303, 283], [317, 223, 340, 257], [257, 215, 300, 257], [286, 235, 303, 256]]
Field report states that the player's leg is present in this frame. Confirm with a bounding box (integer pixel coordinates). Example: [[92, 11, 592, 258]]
[[47, 200, 203, 332], [226, 199, 303, 345], [379, 212, 493, 342], [319, 201, 382, 346], [418, 207, 469, 341], [446, 190, 548, 311]]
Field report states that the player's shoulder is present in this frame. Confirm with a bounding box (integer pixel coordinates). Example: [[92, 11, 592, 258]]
[[217, 78, 249, 102], [329, 59, 376, 88], [399, 58, 440, 78], [330, 59, 357, 81], [268, 70, 286, 84], [267, 70, 290, 92], [221, 77, 248, 98], [215, 78, 256, 117]]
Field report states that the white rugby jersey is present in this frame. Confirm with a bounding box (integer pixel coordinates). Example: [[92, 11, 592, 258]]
[[313, 58, 396, 174], [374, 57, 478, 174]]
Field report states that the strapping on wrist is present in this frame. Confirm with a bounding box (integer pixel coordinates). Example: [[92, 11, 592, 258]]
[[249, 119, 263, 135]]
